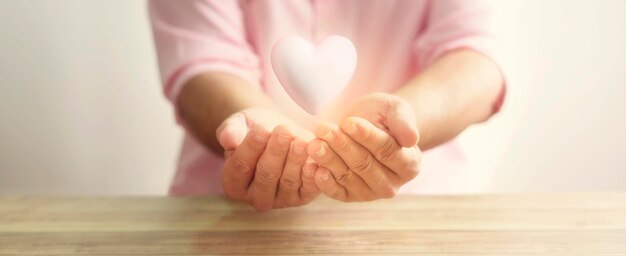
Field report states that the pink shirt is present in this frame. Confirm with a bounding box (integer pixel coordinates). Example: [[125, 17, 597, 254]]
[[149, 0, 501, 195]]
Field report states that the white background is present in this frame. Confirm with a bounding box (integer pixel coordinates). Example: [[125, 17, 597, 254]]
[[0, 0, 624, 195]]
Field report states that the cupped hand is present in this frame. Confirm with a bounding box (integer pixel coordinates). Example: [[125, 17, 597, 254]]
[[307, 93, 422, 201], [217, 108, 319, 211]]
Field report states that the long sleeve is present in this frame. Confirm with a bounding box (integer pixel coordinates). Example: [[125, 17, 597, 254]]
[[414, 0, 506, 113], [148, 0, 261, 107], [415, 0, 500, 68]]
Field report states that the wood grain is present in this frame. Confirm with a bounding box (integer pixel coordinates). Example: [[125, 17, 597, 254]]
[[0, 193, 625, 255]]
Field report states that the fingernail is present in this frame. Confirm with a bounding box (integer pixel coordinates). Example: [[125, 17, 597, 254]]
[[316, 144, 326, 156], [323, 130, 334, 140], [277, 132, 290, 145], [321, 172, 330, 181], [293, 142, 306, 154]]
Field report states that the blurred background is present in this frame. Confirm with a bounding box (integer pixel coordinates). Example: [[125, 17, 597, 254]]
[[0, 0, 624, 195]]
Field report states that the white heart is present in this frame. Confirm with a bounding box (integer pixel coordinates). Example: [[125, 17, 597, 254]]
[[271, 35, 357, 115]]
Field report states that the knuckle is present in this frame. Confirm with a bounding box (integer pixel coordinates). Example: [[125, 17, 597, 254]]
[[247, 142, 265, 153], [287, 147, 306, 164], [255, 163, 281, 184], [375, 140, 398, 163], [261, 154, 286, 172], [320, 148, 336, 163], [267, 140, 289, 157], [280, 176, 301, 191], [298, 184, 320, 201], [297, 193, 315, 204], [333, 133, 351, 152], [358, 127, 376, 145], [312, 146, 334, 166], [335, 171, 354, 184], [331, 188, 349, 202], [267, 145, 285, 158], [319, 182, 349, 202], [229, 153, 253, 171], [352, 155, 375, 174]]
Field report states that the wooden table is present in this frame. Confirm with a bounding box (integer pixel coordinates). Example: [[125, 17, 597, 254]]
[[1, 193, 625, 255]]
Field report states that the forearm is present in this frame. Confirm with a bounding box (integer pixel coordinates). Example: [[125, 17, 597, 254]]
[[394, 49, 504, 150], [177, 72, 273, 154]]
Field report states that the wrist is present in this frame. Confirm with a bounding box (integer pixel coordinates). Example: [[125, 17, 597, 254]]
[[393, 79, 440, 150], [178, 72, 273, 154]]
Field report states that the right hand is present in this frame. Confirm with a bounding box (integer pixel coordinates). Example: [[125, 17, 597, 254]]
[[216, 108, 320, 211], [308, 93, 421, 202]]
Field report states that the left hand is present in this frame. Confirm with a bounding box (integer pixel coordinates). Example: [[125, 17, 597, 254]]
[[308, 93, 422, 201], [217, 108, 320, 211]]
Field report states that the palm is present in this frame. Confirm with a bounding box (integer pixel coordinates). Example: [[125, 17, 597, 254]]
[[217, 108, 312, 152], [217, 107, 319, 211]]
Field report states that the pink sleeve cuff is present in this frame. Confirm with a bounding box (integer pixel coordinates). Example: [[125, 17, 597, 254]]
[[414, 0, 507, 114]]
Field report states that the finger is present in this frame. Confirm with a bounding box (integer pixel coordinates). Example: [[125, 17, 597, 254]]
[[249, 125, 293, 211], [224, 149, 233, 159], [221, 125, 270, 199], [342, 117, 420, 181], [308, 139, 372, 199], [217, 112, 249, 151], [386, 101, 419, 147], [299, 161, 320, 202], [316, 123, 395, 198], [275, 138, 308, 207], [314, 167, 350, 202]]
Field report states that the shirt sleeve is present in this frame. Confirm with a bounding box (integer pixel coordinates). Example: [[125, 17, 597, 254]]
[[414, 0, 506, 113], [148, 0, 261, 113]]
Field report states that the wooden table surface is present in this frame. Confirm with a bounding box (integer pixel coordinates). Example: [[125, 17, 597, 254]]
[[1, 193, 625, 255]]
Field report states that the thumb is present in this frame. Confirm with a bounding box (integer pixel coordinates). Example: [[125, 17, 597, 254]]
[[216, 112, 249, 151], [386, 103, 419, 148]]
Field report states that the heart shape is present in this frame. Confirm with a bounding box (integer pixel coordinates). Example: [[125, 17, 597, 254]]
[[271, 35, 357, 115]]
